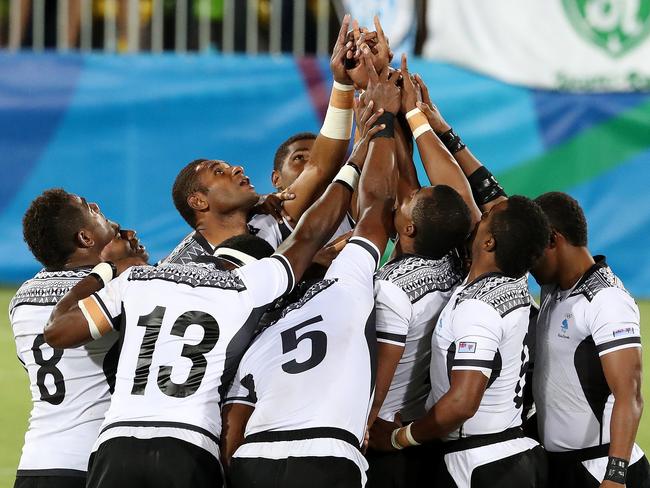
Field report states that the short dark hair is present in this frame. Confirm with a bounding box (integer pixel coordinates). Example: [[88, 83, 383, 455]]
[[172, 159, 209, 228], [412, 185, 472, 259], [534, 192, 588, 247], [215, 234, 274, 260], [273, 132, 317, 172], [22, 188, 87, 269], [490, 195, 551, 278]]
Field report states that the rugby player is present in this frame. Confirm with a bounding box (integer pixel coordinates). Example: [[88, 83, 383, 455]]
[[366, 57, 480, 487], [531, 192, 649, 488], [163, 15, 357, 264], [221, 49, 398, 488], [10, 188, 146, 488]]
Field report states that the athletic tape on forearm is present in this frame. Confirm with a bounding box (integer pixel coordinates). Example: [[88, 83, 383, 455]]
[[333, 162, 361, 192], [405, 423, 421, 446], [320, 81, 354, 140], [390, 428, 405, 450], [89, 262, 115, 288], [405, 107, 433, 141]]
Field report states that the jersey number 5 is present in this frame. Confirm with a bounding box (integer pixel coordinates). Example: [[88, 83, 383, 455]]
[[131, 306, 220, 398], [281, 315, 327, 374]]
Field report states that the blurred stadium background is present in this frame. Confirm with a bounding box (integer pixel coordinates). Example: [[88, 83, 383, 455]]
[[0, 0, 649, 484]]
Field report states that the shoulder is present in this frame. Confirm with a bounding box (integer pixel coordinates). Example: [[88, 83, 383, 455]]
[[10, 268, 91, 312], [570, 261, 629, 303], [273, 278, 338, 323], [128, 263, 246, 291], [161, 231, 212, 265], [375, 254, 462, 304], [456, 273, 530, 318]]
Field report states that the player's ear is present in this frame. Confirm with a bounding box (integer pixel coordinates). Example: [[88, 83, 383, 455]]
[[548, 229, 560, 249], [76, 229, 95, 249], [404, 222, 416, 238], [271, 170, 282, 192], [188, 192, 209, 212], [484, 233, 496, 252]]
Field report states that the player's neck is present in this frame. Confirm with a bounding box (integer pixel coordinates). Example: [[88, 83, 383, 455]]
[[395, 235, 415, 256], [466, 254, 500, 284], [557, 246, 595, 291], [196, 211, 249, 248], [63, 251, 102, 270]]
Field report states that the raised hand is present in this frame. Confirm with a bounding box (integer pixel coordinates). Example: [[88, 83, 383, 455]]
[[253, 191, 297, 224], [400, 53, 419, 114], [362, 46, 401, 115], [414, 74, 451, 134], [330, 13, 354, 85]]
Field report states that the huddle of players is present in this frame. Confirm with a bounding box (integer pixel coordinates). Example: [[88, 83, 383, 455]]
[[9, 14, 647, 488]]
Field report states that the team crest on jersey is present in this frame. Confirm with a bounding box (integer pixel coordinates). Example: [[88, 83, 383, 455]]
[[558, 313, 573, 339], [458, 341, 477, 354]]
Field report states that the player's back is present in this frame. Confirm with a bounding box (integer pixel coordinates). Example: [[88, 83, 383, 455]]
[[228, 238, 380, 485], [374, 253, 462, 422], [89, 257, 294, 459], [10, 268, 118, 475]]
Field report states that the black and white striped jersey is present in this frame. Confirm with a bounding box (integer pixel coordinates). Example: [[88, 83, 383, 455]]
[[374, 253, 462, 422], [162, 214, 355, 266], [80, 257, 294, 460], [534, 257, 643, 452], [9, 267, 118, 476], [225, 238, 380, 483], [428, 273, 533, 440]]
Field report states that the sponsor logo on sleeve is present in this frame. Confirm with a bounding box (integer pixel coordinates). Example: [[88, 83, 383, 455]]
[[458, 341, 477, 354], [613, 327, 636, 338]]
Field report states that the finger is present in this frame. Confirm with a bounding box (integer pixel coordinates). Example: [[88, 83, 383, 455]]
[[336, 13, 350, 47], [362, 46, 379, 82], [415, 74, 431, 103], [379, 64, 390, 82], [400, 53, 409, 77], [366, 124, 385, 138], [359, 100, 374, 125], [352, 19, 360, 44], [281, 209, 294, 224], [365, 107, 383, 129], [280, 192, 295, 201], [373, 15, 387, 44], [417, 101, 434, 118]]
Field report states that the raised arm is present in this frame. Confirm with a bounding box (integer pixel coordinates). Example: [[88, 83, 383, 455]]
[[400, 56, 480, 224], [276, 98, 385, 282], [281, 15, 355, 221], [414, 74, 507, 213]]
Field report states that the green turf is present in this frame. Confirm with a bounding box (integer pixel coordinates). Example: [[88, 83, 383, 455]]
[[0, 288, 648, 485]]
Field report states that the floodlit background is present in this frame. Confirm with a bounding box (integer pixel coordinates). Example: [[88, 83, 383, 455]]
[[1, 0, 649, 484]]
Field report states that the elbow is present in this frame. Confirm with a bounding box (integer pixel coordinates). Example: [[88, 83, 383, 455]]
[[44, 320, 66, 349], [449, 392, 480, 423]]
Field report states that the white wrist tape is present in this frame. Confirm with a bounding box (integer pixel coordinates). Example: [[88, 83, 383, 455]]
[[405, 423, 421, 446], [78, 299, 102, 339], [90, 262, 114, 287], [334, 163, 361, 192], [321, 81, 355, 140], [406, 107, 432, 141], [391, 428, 405, 450]]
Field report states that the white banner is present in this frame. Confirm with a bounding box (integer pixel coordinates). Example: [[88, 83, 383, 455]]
[[423, 0, 650, 91]]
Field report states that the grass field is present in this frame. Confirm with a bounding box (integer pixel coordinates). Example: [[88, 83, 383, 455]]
[[0, 288, 648, 485]]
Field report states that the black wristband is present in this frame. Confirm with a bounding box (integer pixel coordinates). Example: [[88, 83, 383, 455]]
[[467, 166, 507, 206], [604, 457, 628, 484], [371, 112, 395, 139], [438, 128, 466, 154], [88, 272, 104, 287]]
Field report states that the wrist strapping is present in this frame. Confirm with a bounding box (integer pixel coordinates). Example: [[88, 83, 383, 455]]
[[320, 81, 354, 140], [405, 107, 432, 140], [334, 162, 362, 192], [390, 428, 405, 450], [371, 112, 395, 139], [438, 128, 466, 154], [467, 166, 507, 206], [604, 457, 628, 484], [404, 423, 421, 447], [89, 262, 117, 288]]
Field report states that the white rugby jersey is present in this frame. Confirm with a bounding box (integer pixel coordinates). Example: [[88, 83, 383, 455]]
[[82, 256, 294, 459], [226, 237, 380, 480], [428, 273, 532, 440], [534, 258, 643, 453], [9, 268, 118, 475], [374, 253, 462, 422], [161, 214, 354, 265]]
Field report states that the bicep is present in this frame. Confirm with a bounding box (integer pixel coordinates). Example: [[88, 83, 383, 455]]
[[44, 303, 93, 348], [601, 347, 643, 396]]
